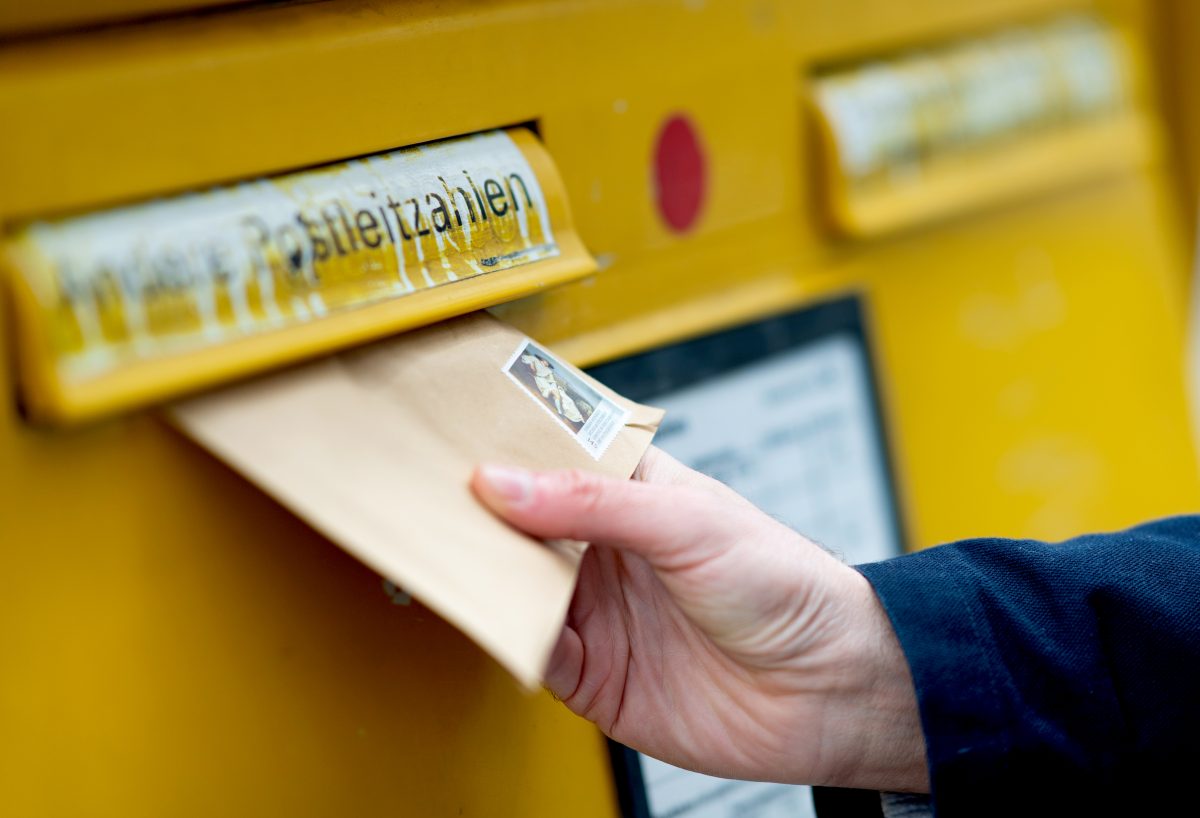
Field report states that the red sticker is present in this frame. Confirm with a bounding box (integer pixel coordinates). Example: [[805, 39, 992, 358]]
[[653, 115, 707, 233]]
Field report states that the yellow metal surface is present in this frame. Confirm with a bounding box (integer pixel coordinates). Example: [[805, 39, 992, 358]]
[[1153, 0, 1200, 232], [0, 0, 257, 37], [1, 0, 1197, 815]]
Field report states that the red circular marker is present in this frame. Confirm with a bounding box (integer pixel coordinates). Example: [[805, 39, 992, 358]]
[[653, 115, 707, 233]]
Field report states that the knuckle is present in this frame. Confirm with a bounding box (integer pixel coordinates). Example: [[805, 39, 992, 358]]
[[556, 469, 606, 516]]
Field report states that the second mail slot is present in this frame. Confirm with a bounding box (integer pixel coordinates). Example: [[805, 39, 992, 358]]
[[5, 126, 593, 424]]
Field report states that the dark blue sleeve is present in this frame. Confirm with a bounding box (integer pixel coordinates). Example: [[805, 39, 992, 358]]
[[856, 515, 1200, 816]]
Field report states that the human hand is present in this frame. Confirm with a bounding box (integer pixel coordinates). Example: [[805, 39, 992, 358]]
[[471, 447, 928, 792]]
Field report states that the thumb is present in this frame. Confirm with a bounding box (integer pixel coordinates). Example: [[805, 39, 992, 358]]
[[470, 464, 734, 568]]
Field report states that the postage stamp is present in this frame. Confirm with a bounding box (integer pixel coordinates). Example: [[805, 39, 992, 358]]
[[503, 339, 629, 459]]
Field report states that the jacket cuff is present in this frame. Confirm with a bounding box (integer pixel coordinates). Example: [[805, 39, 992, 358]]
[[856, 548, 1013, 814]]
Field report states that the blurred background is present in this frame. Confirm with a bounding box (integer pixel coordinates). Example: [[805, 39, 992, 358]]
[[2, 1, 1199, 816]]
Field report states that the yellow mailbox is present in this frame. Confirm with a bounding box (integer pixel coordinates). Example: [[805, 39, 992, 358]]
[[1, 1, 1196, 816]]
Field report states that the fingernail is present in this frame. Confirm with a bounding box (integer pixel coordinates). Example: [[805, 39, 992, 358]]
[[478, 465, 534, 507]]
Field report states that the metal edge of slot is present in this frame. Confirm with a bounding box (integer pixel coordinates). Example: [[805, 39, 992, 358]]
[[3, 126, 596, 425]]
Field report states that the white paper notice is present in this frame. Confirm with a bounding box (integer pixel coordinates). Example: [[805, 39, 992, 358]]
[[654, 333, 901, 565]]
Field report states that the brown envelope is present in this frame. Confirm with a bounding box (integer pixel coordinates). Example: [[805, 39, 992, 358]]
[[170, 312, 663, 688]]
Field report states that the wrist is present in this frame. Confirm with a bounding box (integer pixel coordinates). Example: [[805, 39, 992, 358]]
[[814, 569, 929, 793]]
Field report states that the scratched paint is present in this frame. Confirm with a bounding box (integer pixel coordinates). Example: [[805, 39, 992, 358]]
[[12, 129, 558, 383]]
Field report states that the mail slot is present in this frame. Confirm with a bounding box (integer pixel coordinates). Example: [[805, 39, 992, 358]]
[[6, 127, 593, 423], [809, 15, 1155, 236], [1, 2, 1198, 817]]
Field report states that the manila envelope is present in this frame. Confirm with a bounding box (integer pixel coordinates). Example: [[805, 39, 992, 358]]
[[171, 312, 663, 688]]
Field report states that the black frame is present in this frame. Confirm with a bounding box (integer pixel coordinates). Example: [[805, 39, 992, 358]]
[[588, 294, 906, 818]]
